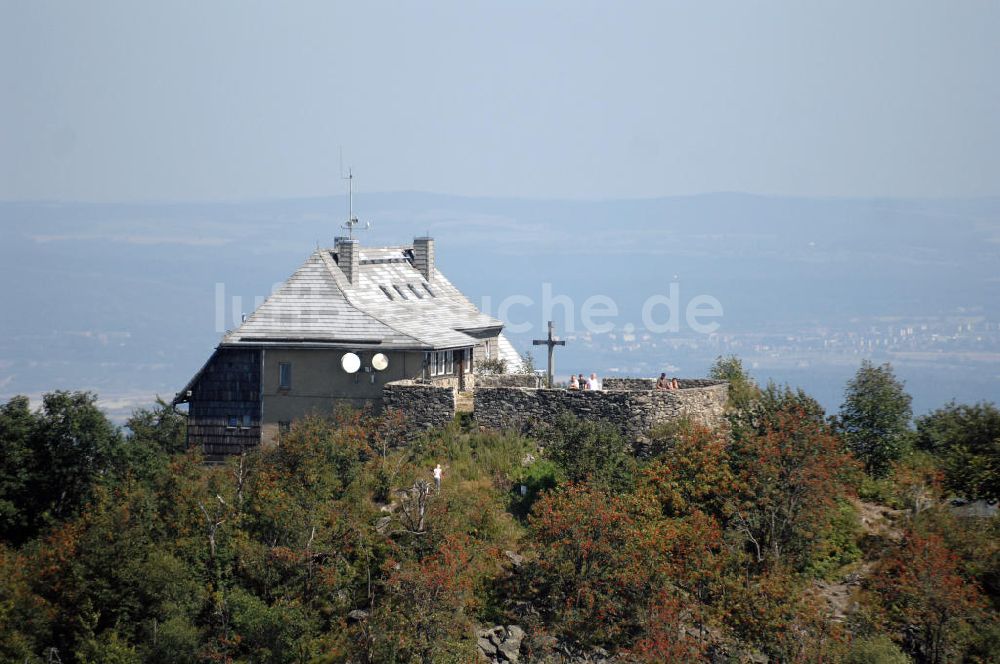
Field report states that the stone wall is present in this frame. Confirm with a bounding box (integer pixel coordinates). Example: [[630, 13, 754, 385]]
[[475, 374, 543, 389], [602, 377, 656, 391], [382, 380, 456, 432], [602, 377, 724, 391], [474, 380, 728, 442]]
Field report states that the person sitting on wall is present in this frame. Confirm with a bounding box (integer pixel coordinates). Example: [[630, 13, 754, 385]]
[[671, 378, 681, 390], [568, 374, 579, 390], [579, 373, 589, 390], [656, 373, 669, 390], [589, 373, 602, 391]]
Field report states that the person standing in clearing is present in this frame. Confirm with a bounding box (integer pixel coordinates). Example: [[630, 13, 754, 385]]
[[433, 464, 443, 492]]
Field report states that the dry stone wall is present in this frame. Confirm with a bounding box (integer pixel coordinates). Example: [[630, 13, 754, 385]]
[[475, 374, 543, 389], [602, 377, 656, 391], [382, 380, 456, 432], [474, 380, 728, 441]]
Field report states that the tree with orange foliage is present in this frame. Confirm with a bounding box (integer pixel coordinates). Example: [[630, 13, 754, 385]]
[[726, 406, 857, 569], [632, 590, 706, 662], [526, 483, 664, 647], [640, 423, 733, 519], [872, 530, 986, 664], [371, 533, 481, 663]]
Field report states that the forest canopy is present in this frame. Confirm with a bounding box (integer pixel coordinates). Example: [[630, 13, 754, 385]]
[[1, 360, 998, 663]]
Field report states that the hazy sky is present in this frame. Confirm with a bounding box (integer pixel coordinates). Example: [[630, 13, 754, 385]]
[[3, 1, 999, 202]]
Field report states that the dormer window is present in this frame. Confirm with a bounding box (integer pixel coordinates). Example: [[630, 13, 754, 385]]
[[379, 285, 394, 301], [423, 283, 436, 298], [393, 285, 409, 300], [407, 283, 424, 299]]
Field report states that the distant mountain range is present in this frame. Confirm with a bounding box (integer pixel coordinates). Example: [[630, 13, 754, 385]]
[[2, 193, 998, 420]]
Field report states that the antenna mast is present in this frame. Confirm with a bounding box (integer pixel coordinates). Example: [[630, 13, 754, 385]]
[[342, 167, 361, 239]]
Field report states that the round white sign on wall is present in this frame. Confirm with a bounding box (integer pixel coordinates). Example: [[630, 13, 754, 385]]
[[341, 352, 361, 374], [371, 353, 389, 371]]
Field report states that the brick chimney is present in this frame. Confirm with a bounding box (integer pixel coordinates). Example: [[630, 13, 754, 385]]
[[412, 236, 434, 281], [335, 237, 359, 285]]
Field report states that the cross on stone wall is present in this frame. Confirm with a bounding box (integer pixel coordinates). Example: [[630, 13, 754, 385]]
[[532, 320, 566, 388]]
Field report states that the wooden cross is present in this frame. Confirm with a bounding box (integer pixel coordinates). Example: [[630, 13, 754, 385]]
[[532, 320, 566, 388]]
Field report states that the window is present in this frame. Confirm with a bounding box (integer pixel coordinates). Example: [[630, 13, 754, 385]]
[[227, 416, 238, 428], [393, 284, 409, 300], [407, 283, 424, 299], [242, 414, 252, 428], [484, 339, 492, 360], [423, 283, 435, 297], [426, 350, 455, 376], [379, 285, 394, 300], [278, 421, 291, 435], [279, 362, 292, 389]]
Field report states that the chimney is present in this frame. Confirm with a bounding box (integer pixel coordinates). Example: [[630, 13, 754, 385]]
[[412, 236, 434, 281], [335, 236, 359, 284]]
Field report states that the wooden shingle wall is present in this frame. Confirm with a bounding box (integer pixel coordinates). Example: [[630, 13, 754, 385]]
[[187, 348, 262, 458]]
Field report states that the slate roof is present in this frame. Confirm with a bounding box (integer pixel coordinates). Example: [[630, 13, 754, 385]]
[[222, 242, 507, 352]]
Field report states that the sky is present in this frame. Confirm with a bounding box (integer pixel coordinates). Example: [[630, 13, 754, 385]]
[[2, 1, 999, 202]]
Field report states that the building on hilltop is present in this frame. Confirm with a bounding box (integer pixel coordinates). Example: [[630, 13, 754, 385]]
[[173, 236, 522, 458]]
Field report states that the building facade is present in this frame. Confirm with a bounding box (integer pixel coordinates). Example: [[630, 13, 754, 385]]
[[173, 236, 521, 457]]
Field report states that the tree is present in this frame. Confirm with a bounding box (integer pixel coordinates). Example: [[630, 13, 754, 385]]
[[125, 397, 187, 456], [709, 355, 759, 412], [640, 423, 733, 519], [632, 590, 707, 662], [872, 531, 985, 664], [372, 534, 481, 663], [0, 392, 123, 542], [839, 360, 912, 477], [915, 401, 1000, 502], [0, 396, 38, 541], [541, 412, 636, 493], [526, 484, 666, 646], [727, 406, 857, 569]]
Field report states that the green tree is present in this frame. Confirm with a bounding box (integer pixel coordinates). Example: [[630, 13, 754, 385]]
[[709, 354, 760, 412], [839, 360, 912, 477], [34, 391, 124, 522], [541, 412, 636, 492], [1, 392, 124, 542], [0, 396, 38, 541], [125, 397, 187, 456], [915, 401, 1000, 502]]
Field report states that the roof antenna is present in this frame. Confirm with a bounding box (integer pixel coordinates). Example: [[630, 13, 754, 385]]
[[340, 164, 371, 240]]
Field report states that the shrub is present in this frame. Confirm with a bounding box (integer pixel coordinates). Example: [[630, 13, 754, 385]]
[[844, 634, 910, 664]]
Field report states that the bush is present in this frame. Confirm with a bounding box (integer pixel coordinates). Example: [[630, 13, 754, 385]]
[[541, 412, 636, 493], [476, 357, 508, 375], [845, 634, 910, 664], [806, 499, 863, 579]]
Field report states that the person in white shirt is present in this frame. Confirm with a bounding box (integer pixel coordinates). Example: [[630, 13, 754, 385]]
[[433, 464, 443, 492], [589, 373, 602, 391]]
